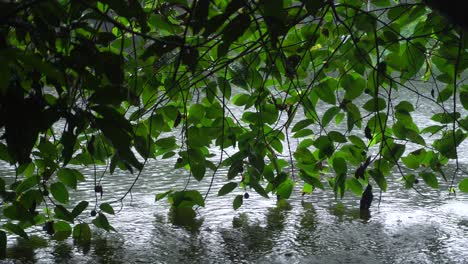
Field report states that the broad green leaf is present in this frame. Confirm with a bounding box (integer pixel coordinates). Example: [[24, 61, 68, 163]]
[[155, 137, 176, 149], [333, 157, 347, 174], [420, 172, 439, 188], [54, 205, 74, 223], [363, 97, 387, 112], [232, 94, 250, 106], [369, 169, 387, 192], [155, 190, 173, 202], [276, 179, 293, 199], [300, 171, 324, 190], [341, 73, 366, 100], [100, 203, 115, 215], [233, 195, 243, 210], [431, 112, 461, 124], [15, 175, 40, 194], [57, 168, 85, 189], [459, 179, 468, 193], [313, 136, 334, 158], [322, 106, 340, 127], [218, 13, 251, 57], [169, 190, 205, 208], [218, 182, 238, 196], [53, 221, 72, 241], [92, 213, 115, 232], [50, 182, 69, 204], [401, 155, 420, 169], [328, 131, 347, 143], [292, 119, 314, 133], [301, 0, 326, 15], [71, 201, 89, 218], [433, 129, 466, 159], [73, 223, 92, 242], [187, 148, 206, 181], [315, 78, 337, 104], [346, 178, 363, 196], [461, 90, 468, 110], [3, 222, 28, 239], [251, 180, 269, 198], [293, 129, 314, 138]]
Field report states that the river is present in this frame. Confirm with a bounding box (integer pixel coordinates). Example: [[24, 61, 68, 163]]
[[1, 87, 467, 263]]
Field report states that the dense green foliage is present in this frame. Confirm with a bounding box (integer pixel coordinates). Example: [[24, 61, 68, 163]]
[[0, 0, 467, 250]]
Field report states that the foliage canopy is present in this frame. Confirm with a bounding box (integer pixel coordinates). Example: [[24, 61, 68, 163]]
[[0, 0, 467, 250]]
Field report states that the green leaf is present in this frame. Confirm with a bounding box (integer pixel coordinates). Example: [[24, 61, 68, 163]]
[[433, 129, 466, 159], [54, 205, 74, 223], [431, 112, 461, 124], [73, 223, 92, 243], [218, 182, 238, 196], [155, 190, 173, 202], [301, 0, 326, 15], [293, 129, 314, 138], [403, 174, 417, 189], [332, 157, 347, 174], [57, 168, 85, 189], [71, 201, 89, 218], [437, 85, 453, 103], [460, 90, 468, 110], [3, 203, 31, 222], [218, 13, 251, 57], [363, 97, 387, 112], [232, 93, 250, 106], [369, 169, 387, 192], [313, 136, 334, 158], [402, 42, 426, 80], [251, 180, 269, 198], [300, 171, 324, 190], [100, 203, 115, 215], [328, 131, 347, 143], [315, 78, 337, 104], [276, 179, 293, 199], [341, 73, 366, 100], [3, 223, 28, 239], [420, 172, 439, 188], [92, 213, 115, 232], [227, 160, 243, 180], [233, 195, 243, 210], [53, 221, 72, 241], [155, 136, 176, 149], [0, 143, 12, 164], [395, 101, 415, 112], [346, 178, 363, 196], [187, 148, 206, 181], [188, 104, 205, 124], [292, 119, 314, 133], [15, 175, 40, 194], [459, 178, 468, 193], [169, 190, 205, 208], [401, 155, 420, 169], [322, 106, 340, 127], [50, 182, 69, 204], [348, 135, 366, 149], [218, 77, 232, 99], [421, 125, 444, 135]]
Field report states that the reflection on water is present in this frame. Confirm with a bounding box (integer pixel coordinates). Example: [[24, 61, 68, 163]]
[[0, 152, 467, 264], [1, 165, 468, 263]]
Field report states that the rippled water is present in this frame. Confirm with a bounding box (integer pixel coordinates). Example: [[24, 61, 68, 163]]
[[1, 89, 468, 263]]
